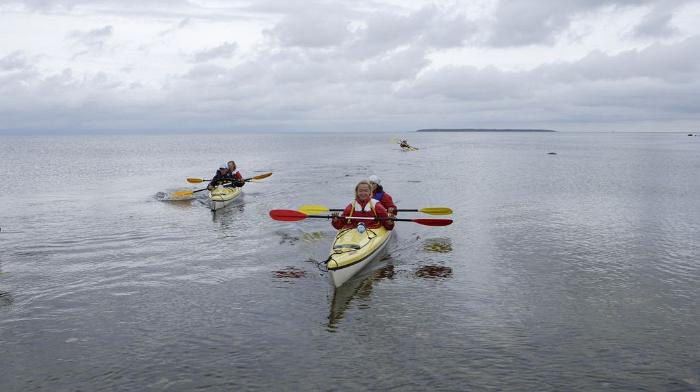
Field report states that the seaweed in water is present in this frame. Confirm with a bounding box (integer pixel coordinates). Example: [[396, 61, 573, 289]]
[[423, 238, 453, 253], [274, 267, 306, 279], [414, 265, 453, 279], [277, 231, 300, 245]]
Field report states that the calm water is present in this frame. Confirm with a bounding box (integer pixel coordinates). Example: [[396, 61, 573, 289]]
[[1, 132, 698, 391]]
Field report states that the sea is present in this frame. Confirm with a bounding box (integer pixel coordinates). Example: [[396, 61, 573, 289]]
[[1, 131, 698, 391]]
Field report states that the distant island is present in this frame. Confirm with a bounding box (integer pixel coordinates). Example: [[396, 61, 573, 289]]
[[416, 128, 556, 132]]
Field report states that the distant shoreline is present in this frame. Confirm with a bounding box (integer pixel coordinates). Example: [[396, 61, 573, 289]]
[[416, 129, 557, 133]]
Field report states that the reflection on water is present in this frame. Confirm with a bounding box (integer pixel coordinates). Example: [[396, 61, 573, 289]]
[[211, 202, 245, 224], [155, 189, 198, 201], [0, 259, 9, 307], [327, 264, 396, 331], [423, 237, 453, 253], [0, 291, 13, 307]]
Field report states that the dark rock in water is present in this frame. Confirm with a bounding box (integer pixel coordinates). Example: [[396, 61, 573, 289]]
[[689, 134, 694, 136], [547, 152, 557, 155]]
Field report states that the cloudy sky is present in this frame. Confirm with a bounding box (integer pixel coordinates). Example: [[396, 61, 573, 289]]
[[1, 0, 699, 133]]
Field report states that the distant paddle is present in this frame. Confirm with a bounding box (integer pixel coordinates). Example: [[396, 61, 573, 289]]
[[186, 172, 272, 184], [173, 172, 272, 198], [269, 209, 453, 226], [297, 204, 452, 216]]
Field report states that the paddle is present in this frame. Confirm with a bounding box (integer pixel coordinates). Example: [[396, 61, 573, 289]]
[[187, 172, 272, 184], [298, 204, 452, 215], [173, 172, 272, 198], [269, 209, 453, 226]]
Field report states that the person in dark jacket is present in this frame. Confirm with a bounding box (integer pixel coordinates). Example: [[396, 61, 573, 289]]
[[207, 161, 245, 190]]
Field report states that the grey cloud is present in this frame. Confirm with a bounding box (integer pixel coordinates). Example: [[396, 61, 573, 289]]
[[346, 5, 474, 59], [66, 25, 113, 52], [192, 42, 238, 62], [0, 51, 31, 71], [539, 36, 700, 83], [633, 7, 678, 38], [11, 0, 194, 11], [402, 65, 528, 101], [487, 0, 682, 47], [398, 35, 700, 124], [260, 4, 474, 62], [159, 18, 193, 36], [264, 11, 352, 48], [2, 10, 699, 133], [362, 47, 431, 81]]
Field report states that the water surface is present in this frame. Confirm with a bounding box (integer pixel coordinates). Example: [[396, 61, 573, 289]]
[[1, 132, 698, 391]]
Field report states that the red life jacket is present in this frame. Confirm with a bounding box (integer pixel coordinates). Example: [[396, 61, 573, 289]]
[[331, 198, 394, 230]]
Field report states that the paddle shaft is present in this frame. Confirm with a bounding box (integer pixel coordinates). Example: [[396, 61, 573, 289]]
[[325, 208, 422, 213], [300, 214, 444, 224], [189, 175, 263, 194], [269, 209, 452, 226], [297, 204, 452, 216], [189, 172, 271, 183]]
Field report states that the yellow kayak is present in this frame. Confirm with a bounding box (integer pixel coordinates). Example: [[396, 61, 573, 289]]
[[209, 186, 242, 211], [327, 226, 393, 287]]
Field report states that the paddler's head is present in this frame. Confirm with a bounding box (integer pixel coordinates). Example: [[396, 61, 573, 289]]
[[227, 161, 236, 171], [219, 163, 228, 173], [355, 180, 372, 202], [368, 175, 381, 192]]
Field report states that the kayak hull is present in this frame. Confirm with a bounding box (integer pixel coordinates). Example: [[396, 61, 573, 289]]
[[327, 227, 392, 288], [209, 186, 242, 211]]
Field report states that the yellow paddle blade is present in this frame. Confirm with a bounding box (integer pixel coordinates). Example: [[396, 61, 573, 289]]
[[173, 189, 194, 197], [186, 178, 205, 183], [251, 172, 272, 180], [418, 207, 452, 215], [298, 204, 329, 214]]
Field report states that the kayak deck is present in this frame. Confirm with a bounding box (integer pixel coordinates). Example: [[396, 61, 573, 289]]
[[209, 186, 242, 210], [327, 226, 392, 287]]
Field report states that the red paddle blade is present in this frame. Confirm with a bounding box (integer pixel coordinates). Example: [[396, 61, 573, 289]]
[[413, 218, 453, 226], [269, 209, 308, 221]]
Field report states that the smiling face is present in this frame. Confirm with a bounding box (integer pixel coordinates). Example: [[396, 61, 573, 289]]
[[356, 182, 372, 201]]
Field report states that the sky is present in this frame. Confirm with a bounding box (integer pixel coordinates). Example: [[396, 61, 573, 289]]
[[1, 0, 700, 134]]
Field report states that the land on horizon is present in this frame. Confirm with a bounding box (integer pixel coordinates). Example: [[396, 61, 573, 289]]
[[416, 129, 557, 132]]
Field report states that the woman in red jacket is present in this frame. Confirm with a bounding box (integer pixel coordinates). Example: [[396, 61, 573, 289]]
[[368, 174, 397, 216], [331, 181, 395, 230]]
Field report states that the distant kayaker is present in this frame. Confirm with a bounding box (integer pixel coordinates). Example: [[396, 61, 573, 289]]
[[368, 175, 397, 216], [331, 181, 395, 230], [207, 161, 245, 190], [399, 140, 409, 148]]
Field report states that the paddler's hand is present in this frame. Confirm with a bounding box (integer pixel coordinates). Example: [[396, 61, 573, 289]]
[[331, 212, 340, 221], [207, 185, 214, 191]]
